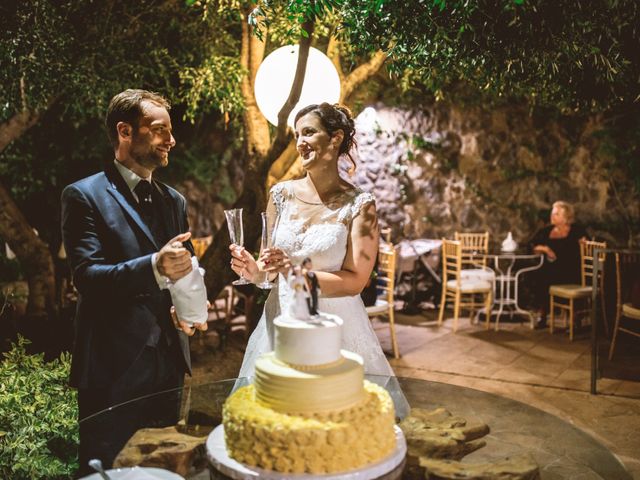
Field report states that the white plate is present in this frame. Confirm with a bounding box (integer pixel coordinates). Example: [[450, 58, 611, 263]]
[[80, 466, 184, 480], [207, 424, 407, 480]]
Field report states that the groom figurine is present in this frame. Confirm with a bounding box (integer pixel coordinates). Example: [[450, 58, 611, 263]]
[[302, 257, 319, 316], [61, 89, 207, 475]]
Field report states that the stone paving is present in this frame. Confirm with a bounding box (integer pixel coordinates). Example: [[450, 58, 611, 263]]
[[379, 310, 640, 479]]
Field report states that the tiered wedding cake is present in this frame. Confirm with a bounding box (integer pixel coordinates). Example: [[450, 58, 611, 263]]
[[221, 274, 397, 474]]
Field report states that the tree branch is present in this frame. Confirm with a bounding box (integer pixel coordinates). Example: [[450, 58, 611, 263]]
[[265, 20, 315, 170], [340, 50, 387, 102], [267, 140, 298, 189], [326, 35, 345, 82], [0, 109, 44, 154]]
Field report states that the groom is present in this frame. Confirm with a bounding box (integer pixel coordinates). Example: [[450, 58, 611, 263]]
[[61, 89, 207, 474]]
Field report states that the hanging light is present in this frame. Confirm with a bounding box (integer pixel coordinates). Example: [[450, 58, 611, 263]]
[[254, 45, 341, 127]]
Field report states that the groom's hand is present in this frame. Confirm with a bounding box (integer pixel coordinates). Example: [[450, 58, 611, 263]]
[[170, 304, 209, 336], [158, 232, 192, 282]]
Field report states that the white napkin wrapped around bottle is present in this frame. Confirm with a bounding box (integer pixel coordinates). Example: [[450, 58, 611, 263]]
[[168, 255, 208, 326]]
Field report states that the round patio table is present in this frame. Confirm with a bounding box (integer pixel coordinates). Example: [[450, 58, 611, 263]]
[[80, 376, 631, 480], [483, 252, 544, 329]]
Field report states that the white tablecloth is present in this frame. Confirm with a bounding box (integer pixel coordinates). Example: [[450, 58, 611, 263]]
[[395, 239, 442, 281]]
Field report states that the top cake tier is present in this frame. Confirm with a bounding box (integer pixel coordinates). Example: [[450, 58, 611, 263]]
[[274, 313, 343, 366]]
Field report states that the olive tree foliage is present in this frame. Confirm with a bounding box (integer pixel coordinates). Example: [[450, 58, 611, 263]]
[[340, 0, 640, 113], [0, 0, 242, 317]]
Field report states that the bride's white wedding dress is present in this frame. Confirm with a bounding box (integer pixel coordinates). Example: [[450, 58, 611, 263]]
[[237, 180, 410, 417]]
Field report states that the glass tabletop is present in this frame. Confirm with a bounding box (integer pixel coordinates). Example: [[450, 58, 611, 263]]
[[81, 375, 631, 480], [483, 251, 542, 259]]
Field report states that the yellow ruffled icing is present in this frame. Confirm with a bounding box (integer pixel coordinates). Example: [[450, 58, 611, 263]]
[[222, 381, 396, 474]]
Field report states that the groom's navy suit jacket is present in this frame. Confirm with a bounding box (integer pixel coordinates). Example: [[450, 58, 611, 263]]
[[61, 162, 193, 389]]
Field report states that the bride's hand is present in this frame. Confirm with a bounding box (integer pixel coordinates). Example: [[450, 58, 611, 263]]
[[260, 248, 292, 276], [229, 244, 260, 283]]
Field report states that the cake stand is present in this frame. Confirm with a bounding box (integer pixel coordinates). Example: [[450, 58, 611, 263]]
[[206, 424, 407, 480]]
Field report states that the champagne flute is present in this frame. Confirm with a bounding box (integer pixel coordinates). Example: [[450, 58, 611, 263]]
[[256, 211, 281, 290], [224, 208, 250, 285]]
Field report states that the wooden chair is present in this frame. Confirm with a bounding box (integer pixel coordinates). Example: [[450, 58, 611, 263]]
[[191, 235, 213, 260], [199, 285, 235, 350], [438, 239, 493, 332], [609, 252, 640, 360], [366, 241, 400, 358], [549, 239, 606, 341], [454, 231, 494, 283]]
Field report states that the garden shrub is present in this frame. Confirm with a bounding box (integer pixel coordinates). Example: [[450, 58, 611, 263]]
[[0, 336, 78, 479]]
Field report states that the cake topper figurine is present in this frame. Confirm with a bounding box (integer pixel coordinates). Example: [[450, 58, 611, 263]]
[[289, 265, 312, 320], [302, 257, 319, 316]]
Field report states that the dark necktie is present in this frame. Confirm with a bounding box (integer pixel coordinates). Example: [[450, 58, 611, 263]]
[[134, 180, 167, 347], [134, 180, 154, 217], [134, 180, 166, 244]]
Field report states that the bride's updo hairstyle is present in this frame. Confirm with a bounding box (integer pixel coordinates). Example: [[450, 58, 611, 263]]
[[294, 102, 358, 174]]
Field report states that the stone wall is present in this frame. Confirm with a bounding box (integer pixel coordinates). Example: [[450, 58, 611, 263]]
[[351, 102, 640, 249]]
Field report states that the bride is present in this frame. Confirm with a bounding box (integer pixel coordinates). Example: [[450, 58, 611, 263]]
[[229, 103, 409, 416]]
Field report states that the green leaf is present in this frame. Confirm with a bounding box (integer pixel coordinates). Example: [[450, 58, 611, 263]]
[[0, 337, 79, 478]]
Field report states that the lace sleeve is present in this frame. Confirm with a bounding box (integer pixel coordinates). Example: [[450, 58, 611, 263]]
[[351, 191, 376, 221], [270, 182, 288, 215]]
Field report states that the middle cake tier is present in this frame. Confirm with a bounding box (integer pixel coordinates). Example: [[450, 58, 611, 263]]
[[254, 350, 365, 414]]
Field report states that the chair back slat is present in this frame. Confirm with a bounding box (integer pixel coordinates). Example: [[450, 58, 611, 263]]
[[455, 231, 489, 269], [581, 240, 607, 286], [376, 247, 396, 303], [442, 239, 462, 283]]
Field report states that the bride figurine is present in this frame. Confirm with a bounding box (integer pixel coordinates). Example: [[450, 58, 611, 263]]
[[229, 103, 410, 417], [288, 265, 312, 321]]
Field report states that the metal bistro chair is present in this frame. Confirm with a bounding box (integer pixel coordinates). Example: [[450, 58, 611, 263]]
[[609, 251, 640, 360], [549, 239, 606, 341], [366, 237, 400, 359], [438, 239, 493, 332]]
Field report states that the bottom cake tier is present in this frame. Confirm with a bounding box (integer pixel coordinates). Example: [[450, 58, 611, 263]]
[[222, 380, 396, 474]]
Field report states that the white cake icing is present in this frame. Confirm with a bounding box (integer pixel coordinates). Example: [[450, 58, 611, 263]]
[[254, 349, 365, 414], [274, 313, 343, 366]]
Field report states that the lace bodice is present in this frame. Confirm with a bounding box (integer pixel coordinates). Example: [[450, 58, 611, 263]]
[[270, 180, 375, 271]]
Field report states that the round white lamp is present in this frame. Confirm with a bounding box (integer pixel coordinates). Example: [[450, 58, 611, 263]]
[[254, 45, 341, 127]]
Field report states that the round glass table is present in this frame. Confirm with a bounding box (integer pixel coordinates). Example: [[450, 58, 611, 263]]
[[80, 376, 631, 480]]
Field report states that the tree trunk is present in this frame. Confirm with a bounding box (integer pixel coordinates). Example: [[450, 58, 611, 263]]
[[0, 106, 58, 319], [239, 6, 270, 162], [0, 181, 56, 318]]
